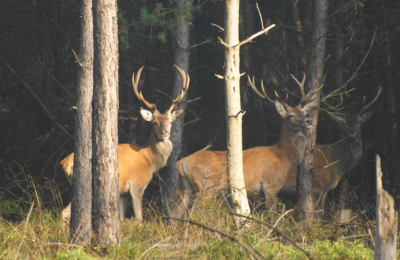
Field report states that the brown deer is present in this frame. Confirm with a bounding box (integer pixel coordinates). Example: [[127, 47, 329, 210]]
[[279, 87, 381, 211], [61, 65, 190, 222], [171, 74, 318, 219]]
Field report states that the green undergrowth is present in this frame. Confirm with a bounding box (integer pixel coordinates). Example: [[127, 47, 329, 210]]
[[0, 163, 398, 260], [2, 195, 399, 260]]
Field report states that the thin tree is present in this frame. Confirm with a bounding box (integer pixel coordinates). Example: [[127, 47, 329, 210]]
[[297, 0, 328, 221], [69, 0, 93, 244], [161, 0, 190, 215], [92, 0, 120, 245], [223, 0, 251, 226]]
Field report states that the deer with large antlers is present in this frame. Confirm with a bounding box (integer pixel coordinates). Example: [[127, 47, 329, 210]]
[[171, 74, 318, 219], [280, 87, 382, 212], [60, 65, 190, 223]]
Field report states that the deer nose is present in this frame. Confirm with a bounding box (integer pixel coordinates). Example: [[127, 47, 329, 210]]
[[304, 119, 313, 128], [161, 130, 170, 138]]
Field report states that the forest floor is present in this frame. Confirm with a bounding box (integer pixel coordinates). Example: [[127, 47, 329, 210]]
[[1, 192, 398, 260]]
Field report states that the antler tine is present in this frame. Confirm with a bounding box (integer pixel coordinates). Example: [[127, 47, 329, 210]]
[[132, 66, 157, 110], [359, 86, 382, 115], [290, 72, 306, 98], [167, 65, 190, 112], [247, 75, 277, 103]]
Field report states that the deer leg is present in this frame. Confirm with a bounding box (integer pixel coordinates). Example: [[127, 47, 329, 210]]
[[130, 188, 144, 223], [119, 195, 128, 220], [314, 191, 327, 217], [61, 202, 72, 226], [262, 186, 278, 212], [171, 177, 193, 220]]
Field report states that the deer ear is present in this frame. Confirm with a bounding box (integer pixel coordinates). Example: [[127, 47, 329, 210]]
[[302, 98, 317, 113], [140, 108, 154, 122], [172, 107, 185, 119], [359, 111, 372, 124], [275, 101, 287, 117]]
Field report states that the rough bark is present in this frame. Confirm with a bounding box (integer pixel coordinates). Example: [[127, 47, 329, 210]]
[[92, 0, 120, 245], [224, 0, 251, 227], [333, 0, 350, 214], [375, 155, 398, 260], [161, 0, 190, 215], [69, 0, 93, 245], [297, 0, 328, 221]]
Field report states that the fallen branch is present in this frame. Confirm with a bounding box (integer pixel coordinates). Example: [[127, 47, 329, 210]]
[[166, 216, 263, 260], [230, 212, 314, 260]]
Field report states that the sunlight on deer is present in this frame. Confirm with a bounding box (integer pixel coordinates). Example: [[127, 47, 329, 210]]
[[60, 65, 190, 223], [171, 73, 318, 220]]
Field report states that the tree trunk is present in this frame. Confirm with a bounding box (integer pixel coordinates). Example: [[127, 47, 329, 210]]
[[297, 0, 328, 221], [92, 0, 120, 245], [333, 0, 350, 216], [69, 0, 93, 245], [161, 0, 190, 215], [224, 0, 251, 227], [375, 155, 398, 260]]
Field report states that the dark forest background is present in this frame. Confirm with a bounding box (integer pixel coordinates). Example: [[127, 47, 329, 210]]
[[0, 0, 399, 220]]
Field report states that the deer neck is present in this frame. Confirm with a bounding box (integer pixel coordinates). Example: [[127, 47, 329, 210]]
[[144, 127, 173, 172], [331, 137, 362, 176], [276, 127, 307, 167]]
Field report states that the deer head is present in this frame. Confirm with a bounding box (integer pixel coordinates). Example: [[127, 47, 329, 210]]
[[248, 73, 318, 136], [327, 86, 382, 142], [132, 65, 190, 141]]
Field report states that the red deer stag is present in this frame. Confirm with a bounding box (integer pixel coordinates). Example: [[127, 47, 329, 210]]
[[171, 74, 318, 219], [280, 87, 381, 211], [61, 65, 190, 223]]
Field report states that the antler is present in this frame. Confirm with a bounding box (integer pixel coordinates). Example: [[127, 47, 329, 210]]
[[359, 86, 382, 115], [132, 66, 157, 111], [166, 65, 190, 113], [290, 73, 322, 106], [247, 75, 285, 105]]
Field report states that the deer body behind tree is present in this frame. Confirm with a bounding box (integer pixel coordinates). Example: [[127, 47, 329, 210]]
[[171, 74, 318, 219], [61, 65, 190, 223], [280, 87, 381, 211]]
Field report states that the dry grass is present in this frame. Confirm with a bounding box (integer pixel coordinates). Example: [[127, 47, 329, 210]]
[[1, 191, 395, 260]]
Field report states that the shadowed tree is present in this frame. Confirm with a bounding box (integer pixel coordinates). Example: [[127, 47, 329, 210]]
[[69, 0, 93, 245], [297, 0, 328, 221]]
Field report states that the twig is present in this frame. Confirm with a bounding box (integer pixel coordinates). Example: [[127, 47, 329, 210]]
[[230, 212, 314, 260], [1, 55, 73, 140], [166, 216, 263, 260], [197, 208, 222, 241], [254, 209, 293, 248], [211, 23, 224, 31], [322, 29, 377, 102], [14, 203, 34, 260], [190, 38, 214, 49], [237, 24, 276, 47]]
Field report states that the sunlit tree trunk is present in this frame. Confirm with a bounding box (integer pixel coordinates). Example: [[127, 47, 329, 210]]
[[224, 0, 251, 227], [297, 0, 328, 221], [92, 0, 120, 245], [70, 0, 93, 245]]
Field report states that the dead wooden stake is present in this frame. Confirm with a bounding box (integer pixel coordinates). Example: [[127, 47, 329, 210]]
[[374, 154, 398, 260]]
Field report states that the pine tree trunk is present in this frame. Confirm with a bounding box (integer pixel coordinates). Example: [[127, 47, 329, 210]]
[[69, 0, 93, 245], [297, 0, 328, 221], [161, 0, 190, 215], [92, 0, 120, 245], [224, 0, 251, 227]]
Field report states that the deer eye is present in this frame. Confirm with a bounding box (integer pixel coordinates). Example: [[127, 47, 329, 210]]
[[288, 113, 294, 118]]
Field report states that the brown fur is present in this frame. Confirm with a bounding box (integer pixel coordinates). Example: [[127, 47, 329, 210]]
[[280, 111, 373, 211], [171, 97, 317, 219], [60, 65, 189, 223]]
